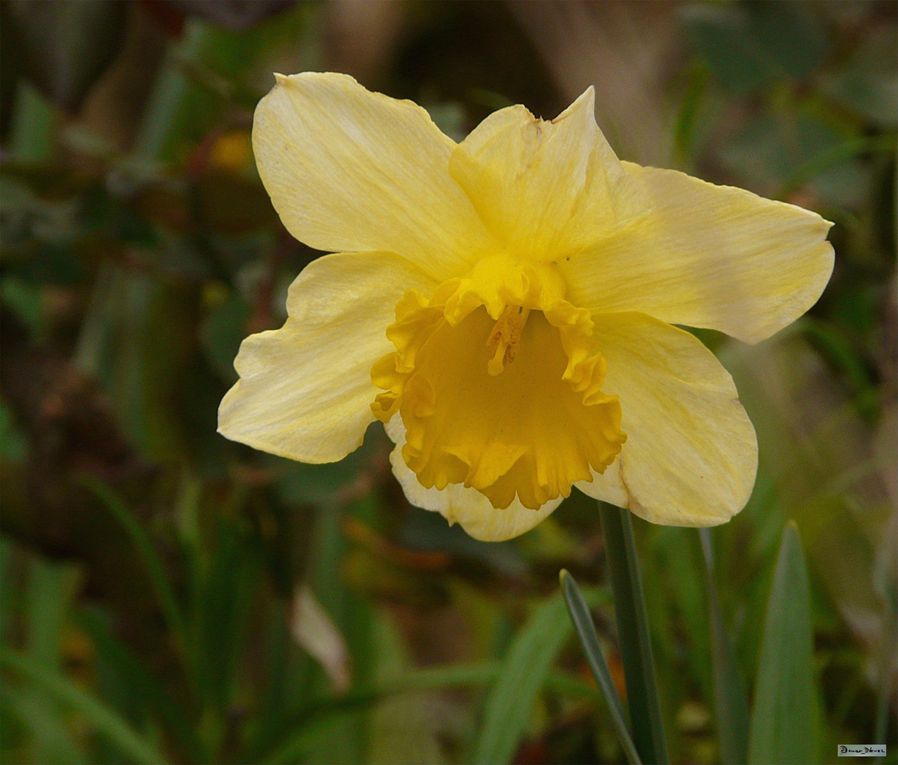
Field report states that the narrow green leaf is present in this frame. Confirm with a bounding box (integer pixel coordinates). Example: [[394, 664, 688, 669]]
[[874, 639, 892, 759], [192, 517, 261, 716], [304, 499, 375, 765], [471, 593, 574, 765], [673, 63, 709, 166], [4, 81, 59, 160], [0, 686, 86, 765], [23, 557, 82, 764], [0, 538, 10, 645], [261, 665, 503, 764], [0, 649, 167, 765], [134, 19, 271, 161], [26, 557, 77, 669], [76, 608, 207, 763], [259, 662, 597, 764], [560, 570, 642, 765], [748, 522, 819, 765], [599, 503, 669, 765], [77, 476, 189, 662], [819, 28, 898, 127], [700, 529, 749, 765], [682, 2, 826, 94], [200, 292, 251, 381]]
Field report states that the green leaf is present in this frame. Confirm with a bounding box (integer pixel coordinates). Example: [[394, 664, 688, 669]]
[[672, 63, 710, 166], [191, 516, 261, 717], [560, 570, 642, 765], [743, 2, 828, 81], [0, 686, 86, 765], [258, 662, 598, 764], [681, 2, 826, 94], [600, 503, 669, 765], [700, 530, 749, 765], [134, 18, 282, 161], [748, 522, 819, 765], [820, 28, 898, 128], [0, 649, 168, 765], [77, 476, 188, 661], [19, 557, 83, 764], [471, 593, 575, 765], [294, 497, 377, 765], [76, 607, 207, 763], [0, 396, 28, 462], [719, 109, 871, 208], [0, 278, 44, 342]]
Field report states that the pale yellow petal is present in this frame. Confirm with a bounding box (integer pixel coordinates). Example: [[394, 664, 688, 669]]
[[562, 164, 834, 344], [574, 460, 628, 509], [448, 88, 645, 262], [253, 72, 490, 279], [387, 424, 562, 542], [218, 251, 435, 463], [579, 313, 758, 526]]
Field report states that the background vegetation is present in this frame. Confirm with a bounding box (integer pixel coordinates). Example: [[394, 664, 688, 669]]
[[1, 1, 895, 763]]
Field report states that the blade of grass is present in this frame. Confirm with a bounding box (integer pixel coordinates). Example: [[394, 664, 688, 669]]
[[24, 556, 82, 764], [304, 498, 374, 765], [599, 502, 669, 765], [9, 83, 56, 160], [470, 592, 575, 765], [873, 562, 896, 760], [259, 662, 598, 765], [261, 665, 509, 764], [0, 649, 167, 765], [699, 529, 749, 765], [76, 607, 207, 763], [672, 62, 709, 167], [0, 686, 86, 765], [777, 134, 894, 198], [191, 515, 260, 718], [77, 476, 188, 661], [748, 522, 819, 765], [560, 570, 643, 765]]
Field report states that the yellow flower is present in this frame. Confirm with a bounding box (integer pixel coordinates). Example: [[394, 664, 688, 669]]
[[218, 72, 833, 541]]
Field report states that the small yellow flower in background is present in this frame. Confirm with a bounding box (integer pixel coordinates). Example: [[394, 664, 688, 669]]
[[208, 129, 253, 173], [218, 72, 833, 542]]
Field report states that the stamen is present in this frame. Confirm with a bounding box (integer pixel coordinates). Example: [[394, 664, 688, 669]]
[[486, 305, 530, 376]]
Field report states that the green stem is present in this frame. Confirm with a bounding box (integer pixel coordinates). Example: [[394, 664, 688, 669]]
[[599, 503, 669, 765], [699, 529, 749, 765]]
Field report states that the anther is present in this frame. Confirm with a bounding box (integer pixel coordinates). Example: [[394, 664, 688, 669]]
[[486, 305, 530, 376]]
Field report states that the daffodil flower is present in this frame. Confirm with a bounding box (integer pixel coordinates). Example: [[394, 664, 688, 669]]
[[218, 73, 833, 541]]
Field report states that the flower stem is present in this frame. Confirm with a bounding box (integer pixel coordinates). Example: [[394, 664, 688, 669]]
[[599, 503, 669, 765]]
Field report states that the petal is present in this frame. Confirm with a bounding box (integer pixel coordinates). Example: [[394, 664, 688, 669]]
[[574, 460, 629, 509], [562, 163, 834, 344], [387, 424, 562, 542], [218, 251, 435, 463], [578, 313, 757, 526], [253, 72, 490, 280], [448, 87, 646, 262]]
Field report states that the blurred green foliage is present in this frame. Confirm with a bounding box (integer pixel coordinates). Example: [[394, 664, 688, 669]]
[[0, 1, 895, 764]]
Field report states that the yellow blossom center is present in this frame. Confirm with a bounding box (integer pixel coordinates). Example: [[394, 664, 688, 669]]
[[371, 261, 626, 510]]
